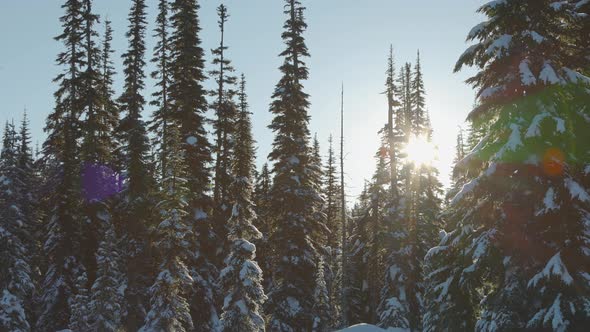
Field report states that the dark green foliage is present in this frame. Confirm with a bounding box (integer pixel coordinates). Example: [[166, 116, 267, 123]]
[[425, 1, 590, 330], [90, 215, 123, 332], [253, 163, 273, 292], [219, 74, 267, 331], [0, 120, 35, 332], [265, 1, 324, 330], [322, 134, 342, 328], [140, 125, 194, 332], [411, 51, 426, 134], [168, 1, 218, 329], [149, 0, 173, 180], [116, 1, 156, 330], [37, 1, 87, 329], [210, 3, 239, 270]]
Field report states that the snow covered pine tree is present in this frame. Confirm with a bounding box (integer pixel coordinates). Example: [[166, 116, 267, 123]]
[[425, 1, 590, 331], [265, 0, 324, 330], [219, 74, 267, 332]]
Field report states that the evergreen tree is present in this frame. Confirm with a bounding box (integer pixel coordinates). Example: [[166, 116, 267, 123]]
[[395, 65, 408, 135], [253, 162, 273, 292], [312, 258, 331, 332], [265, 1, 323, 330], [99, 19, 122, 170], [210, 5, 239, 256], [570, 0, 590, 75], [425, 1, 590, 330], [79, 1, 116, 306], [169, 1, 218, 328], [16, 113, 39, 329], [378, 48, 412, 330], [346, 183, 372, 325], [219, 74, 266, 332], [117, 0, 154, 329], [365, 150, 389, 324], [411, 51, 426, 134], [149, 0, 173, 180], [37, 1, 87, 329], [0, 121, 34, 332], [140, 125, 194, 332], [445, 127, 467, 206], [322, 134, 342, 327], [80, 0, 105, 164], [403, 63, 414, 136], [90, 215, 122, 332], [68, 267, 91, 331]]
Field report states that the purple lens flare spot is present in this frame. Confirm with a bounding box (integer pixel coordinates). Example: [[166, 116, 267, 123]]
[[81, 162, 123, 202]]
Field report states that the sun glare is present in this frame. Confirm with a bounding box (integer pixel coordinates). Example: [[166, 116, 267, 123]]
[[405, 134, 437, 166]]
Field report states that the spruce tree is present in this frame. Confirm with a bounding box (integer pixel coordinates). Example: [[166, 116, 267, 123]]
[[265, 1, 323, 330], [16, 113, 39, 329], [378, 48, 412, 331], [365, 150, 389, 324], [253, 162, 273, 292], [425, 1, 590, 330], [312, 258, 331, 332], [140, 125, 194, 332], [169, 1, 218, 328], [322, 134, 342, 327], [80, 0, 108, 163], [570, 0, 590, 75], [210, 3, 239, 269], [346, 182, 373, 325], [219, 74, 266, 332], [90, 215, 122, 332], [79, 1, 116, 303], [117, 0, 154, 330], [99, 19, 122, 170], [403, 63, 414, 136], [445, 127, 467, 205], [149, 0, 173, 180], [0, 121, 34, 332], [69, 267, 91, 331], [395, 65, 409, 134], [411, 51, 426, 134], [37, 1, 87, 329]]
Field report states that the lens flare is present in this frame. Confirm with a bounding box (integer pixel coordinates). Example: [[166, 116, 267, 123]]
[[405, 134, 437, 165]]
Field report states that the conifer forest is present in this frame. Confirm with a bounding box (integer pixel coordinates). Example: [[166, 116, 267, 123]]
[[1, 0, 590, 331]]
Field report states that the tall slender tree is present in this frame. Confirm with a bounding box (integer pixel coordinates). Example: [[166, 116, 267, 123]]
[[0, 120, 35, 332], [90, 215, 122, 332], [210, 3, 239, 268], [168, 0, 218, 328], [378, 48, 412, 331], [219, 74, 266, 332], [117, 0, 154, 329], [149, 0, 173, 180], [411, 51, 426, 134], [403, 63, 414, 136], [79, 1, 116, 303], [312, 257, 331, 332], [99, 19, 121, 170], [37, 1, 86, 329], [265, 1, 323, 330], [322, 134, 341, 328], [339, 84, 351, 328], [140, 125, 194, 332], [253, 162, 273, 292]]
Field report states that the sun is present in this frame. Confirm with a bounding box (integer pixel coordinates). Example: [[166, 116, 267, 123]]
[[404, 134, 437, 165]]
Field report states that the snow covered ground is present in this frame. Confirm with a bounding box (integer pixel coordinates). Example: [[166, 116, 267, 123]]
[[337, 323, 409, 332]]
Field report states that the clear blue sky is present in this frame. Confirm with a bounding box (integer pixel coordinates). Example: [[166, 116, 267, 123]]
[[0, 0, 484, 201]]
